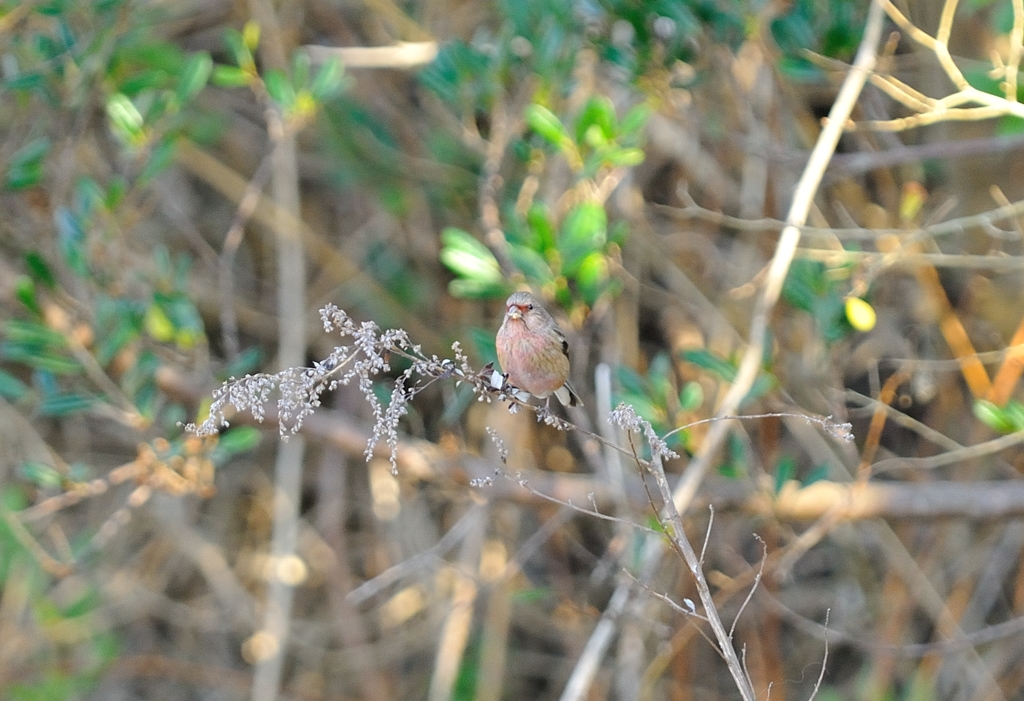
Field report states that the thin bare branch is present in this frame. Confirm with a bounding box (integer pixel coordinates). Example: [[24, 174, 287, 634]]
[[729, 536, 766, 640]]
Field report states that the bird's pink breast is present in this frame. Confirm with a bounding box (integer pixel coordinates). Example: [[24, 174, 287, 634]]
[[496, 321, 566, 397]]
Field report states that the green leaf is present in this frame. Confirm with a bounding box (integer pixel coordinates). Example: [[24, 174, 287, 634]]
[[94, 311, 141, 367], [5, 71, 45, 92], [1003, 400, 1024, 432], [774, 456, 796, 494], [118, 68, 171, 96], [19, 462, 62, 489], [718, 433, 746, 478], [525, 103, 571, 148], [770, 14, 816, 54], [6, 162, 44, 191], [558, 201, 607, 275], [1, 343, 80, 374], [222, 346, 262, 379], [775, 56, 824, 83], [620, 104, 651, 136], [448, 278, 507, 299], [6, 137, 50, 190], [4, 319, 67, 348], [782, 259, 827, 313], [526, 204, 556, 252], [310, 58, 344, 100], [602, 147, 646, 167], [679, 381, 703, 411], [59, 585, 103, 618], [743, 373, 776, 405], [467, 325, 497, 364], [803, 465, 828, 486], [10, 137, 51, 166], [291, 49, 312, 89], [0, 369, 29, 401], [616, 364, 648, 397], [144, 304, 176, 343], [582, 124, 608, 150], [608, 220, 629, 247], [224, 28, 253, 69], [508, 244, 554, 285], [74, 176, 105, 216], [648, 351, 673, 398], [211, 65, 253, 87], [215, 426, 261, 457], [620, 393, 666, 428], [14, 277, 41, 317], [997, 115, 1024, 136], [576, 251, 608, 306], [242, 21, 261, 51], [38, 392, 94, 417], [24, 252, 54, 289], [138, 139, 176, 184], [105, 93, 145, 144], [439, 228, 502, 283], [511, 587, 551, 604], [680, 348, 736, 381], [106, 176, 127, 209], [176, 52, 213, 102], [575, 95, 616, 145], [121, 350, 159, 413], [264, 69, 295, 108]]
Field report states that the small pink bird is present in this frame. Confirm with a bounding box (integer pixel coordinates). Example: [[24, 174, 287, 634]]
[[495, 291, 582, 407]]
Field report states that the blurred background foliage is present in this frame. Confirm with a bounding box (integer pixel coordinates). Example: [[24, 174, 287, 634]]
[[5, 0, 1024, 700]]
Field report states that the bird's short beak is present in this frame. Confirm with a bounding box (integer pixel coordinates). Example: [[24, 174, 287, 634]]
[[507, 305, 522, 320]]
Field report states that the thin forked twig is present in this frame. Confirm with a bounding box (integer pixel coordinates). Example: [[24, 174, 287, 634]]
[[860, 0, 1024, 130], [729, 536, 766, 641]]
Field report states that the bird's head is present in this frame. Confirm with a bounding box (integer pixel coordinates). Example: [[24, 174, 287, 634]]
[[505, 291, 538, 321]]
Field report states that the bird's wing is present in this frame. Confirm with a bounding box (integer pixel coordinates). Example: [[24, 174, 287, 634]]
[[555, 327, 569, 357]]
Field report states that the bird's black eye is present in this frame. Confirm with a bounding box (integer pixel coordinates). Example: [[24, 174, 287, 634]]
[[527, 304, 534, 310]]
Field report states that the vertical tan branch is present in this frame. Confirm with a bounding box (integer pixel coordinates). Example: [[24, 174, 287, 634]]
[[671, 0, 888, 514], [246, 3, 308, 701]]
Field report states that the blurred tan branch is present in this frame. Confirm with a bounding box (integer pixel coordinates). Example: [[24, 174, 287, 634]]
[[305, 41, 438, 68], [660, 193, 1024, 242]]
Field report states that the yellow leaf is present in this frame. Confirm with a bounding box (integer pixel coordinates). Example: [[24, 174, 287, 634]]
[[845, 297, 876, 332], [144, 305, 175, 342], [242, 21, 261, 51]]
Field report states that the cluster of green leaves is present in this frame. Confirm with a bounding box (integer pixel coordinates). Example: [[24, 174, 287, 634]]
[[1, 6, 351, 428], [103, 44, 215, 179], [213, 22, 345, 124], [782, 259, 872, 345], [616, 352, 703, 453], [593, 0, 746, 77], [3, 0, 218, 188], [1, 182, 213, 426], [589, 0, 863, 84], [419, 0, 583, 117], [0, 0, 231, 423], [770, 0, 866, 81], [440, 97, 648, 307], [524, 97, 648, 178]]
